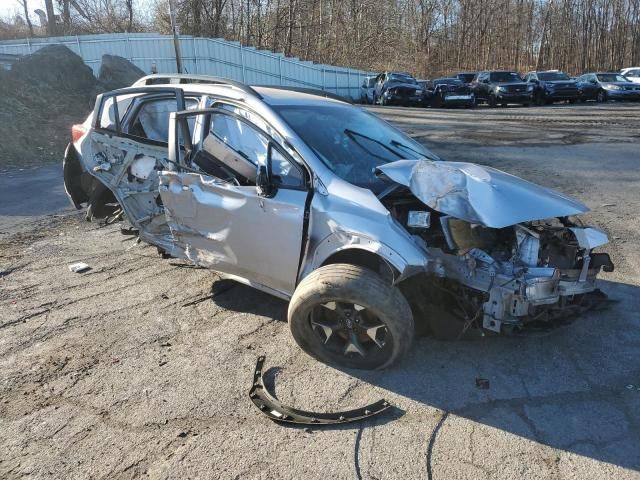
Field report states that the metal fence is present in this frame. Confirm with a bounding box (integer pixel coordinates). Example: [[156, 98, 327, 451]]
[[0, 33, 375, 99]]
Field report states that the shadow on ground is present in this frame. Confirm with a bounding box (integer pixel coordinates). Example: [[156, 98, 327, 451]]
[[209, 278, 640, 472]]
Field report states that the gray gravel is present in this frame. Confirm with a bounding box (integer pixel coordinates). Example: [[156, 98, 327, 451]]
[[1, 103, 639, 479]]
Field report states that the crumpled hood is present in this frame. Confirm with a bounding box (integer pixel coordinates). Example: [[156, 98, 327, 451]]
[[376, 160, 588, 228]]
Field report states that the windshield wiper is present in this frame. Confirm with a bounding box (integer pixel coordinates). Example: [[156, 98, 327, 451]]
[[343, 129, 404, 160], [389, 139, 434, 159]]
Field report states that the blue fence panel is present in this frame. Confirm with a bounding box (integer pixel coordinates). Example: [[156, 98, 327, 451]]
[[0, 33, 375, 99]]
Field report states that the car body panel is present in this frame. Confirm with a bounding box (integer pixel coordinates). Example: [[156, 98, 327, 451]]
[[376, 160, 588, 228], [158, 171, 307, 295]]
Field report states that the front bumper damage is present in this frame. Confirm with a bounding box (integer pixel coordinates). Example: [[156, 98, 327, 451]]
[[423, 242, 613, 334], [376, 160, 614, 334]]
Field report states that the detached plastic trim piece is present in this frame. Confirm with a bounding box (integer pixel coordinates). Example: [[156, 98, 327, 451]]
[[249, 355, 392, 425]]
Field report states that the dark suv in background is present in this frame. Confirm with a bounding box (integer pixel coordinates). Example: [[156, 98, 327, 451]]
[[374, 71, 423, 106], [471, 71, 534, 107], [524, 70, 580, 105]]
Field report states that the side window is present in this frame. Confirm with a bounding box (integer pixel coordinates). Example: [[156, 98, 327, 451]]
[[269, 147, 304, 188], [204, 111, 304, 188], [99, 94, 136, 130], [210, 113, 267, 166], [128, 97, 198, 142]]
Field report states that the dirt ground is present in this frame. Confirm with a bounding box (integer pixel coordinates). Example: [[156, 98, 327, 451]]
[[1, 103, 639, 479]]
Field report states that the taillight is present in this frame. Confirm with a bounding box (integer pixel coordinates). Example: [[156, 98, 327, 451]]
[[71, 124, 87, 143]]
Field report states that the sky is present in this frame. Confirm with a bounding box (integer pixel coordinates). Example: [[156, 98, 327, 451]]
[[0, 0, 47, 21]]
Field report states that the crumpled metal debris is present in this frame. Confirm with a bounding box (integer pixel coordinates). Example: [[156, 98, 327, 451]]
[[68, 262, 91, 273], [376, 159, 588, 228], [249, 355, 392, 425]]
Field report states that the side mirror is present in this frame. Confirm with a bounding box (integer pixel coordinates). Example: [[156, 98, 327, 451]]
[[530, 79, 539, 84]]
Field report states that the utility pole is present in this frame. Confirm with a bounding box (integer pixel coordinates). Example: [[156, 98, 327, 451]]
[[168, 0, 183, 73]]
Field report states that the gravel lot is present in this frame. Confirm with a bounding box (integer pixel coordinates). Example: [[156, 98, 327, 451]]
[[1, 103, 639, 479]]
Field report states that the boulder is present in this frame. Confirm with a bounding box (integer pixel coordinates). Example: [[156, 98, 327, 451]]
[[10, 44, 96, 93], [98, 54, 146, 90]]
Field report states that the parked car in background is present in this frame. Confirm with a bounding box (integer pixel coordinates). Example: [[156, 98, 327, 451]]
[[576, 72, 640, 102], [360, 76, 376, 104], [427, 78, 475, 108], [374, 71, 423, 106], [455, 72, 477, 85], [416, 80, 434, 107], [524, 70, 580, 105], [620, 67, 640, 84], [471, 71, 533, 107]]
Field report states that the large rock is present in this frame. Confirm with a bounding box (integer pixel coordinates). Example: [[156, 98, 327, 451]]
[[10, 44, 97, 94], [98, 54, 146, 90]]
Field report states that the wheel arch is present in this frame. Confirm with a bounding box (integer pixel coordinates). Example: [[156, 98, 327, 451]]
[[320, 248, 399, 281]]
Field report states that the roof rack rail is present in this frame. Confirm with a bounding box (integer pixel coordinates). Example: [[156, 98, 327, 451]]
[[256, 86, 352, 104], [132, 74, 262, 99]]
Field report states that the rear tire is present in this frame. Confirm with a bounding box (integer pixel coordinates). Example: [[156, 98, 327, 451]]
[[288, 264, 414, 370]]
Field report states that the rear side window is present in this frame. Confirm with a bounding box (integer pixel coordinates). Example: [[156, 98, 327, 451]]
[[128, 98, 198, 142], [99, 94, 137, 130]]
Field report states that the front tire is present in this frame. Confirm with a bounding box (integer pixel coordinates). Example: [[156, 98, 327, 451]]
[[288, 264, 414, 370], [596, 90, 607, 103]]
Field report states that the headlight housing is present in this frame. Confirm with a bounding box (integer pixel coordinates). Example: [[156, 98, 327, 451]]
[[496, 86, 506, 92], [527, 85, 535, 92], [603, 84, 622, 90]]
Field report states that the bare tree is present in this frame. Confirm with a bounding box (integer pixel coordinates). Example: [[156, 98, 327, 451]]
[[17, 0, 34, 36]]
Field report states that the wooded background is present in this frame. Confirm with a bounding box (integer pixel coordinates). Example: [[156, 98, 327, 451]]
[[3, 0, 640, 77]]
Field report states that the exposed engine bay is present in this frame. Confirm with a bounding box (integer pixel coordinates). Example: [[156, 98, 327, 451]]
[[382, 190, 614, 336]]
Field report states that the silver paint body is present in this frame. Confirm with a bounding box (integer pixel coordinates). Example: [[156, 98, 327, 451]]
[[73, 82, 609, 329]]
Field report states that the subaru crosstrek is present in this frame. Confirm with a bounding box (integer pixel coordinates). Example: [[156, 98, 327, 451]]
[[64, 75, 614, 369]]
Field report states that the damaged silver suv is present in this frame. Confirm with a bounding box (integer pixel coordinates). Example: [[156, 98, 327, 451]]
[[64, 74, 614, 369]]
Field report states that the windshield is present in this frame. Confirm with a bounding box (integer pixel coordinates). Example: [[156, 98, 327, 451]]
[[273, 104, 435, 192], [389, 74, 417, 84], [489, 72, 522, 83], [597, 73, 627, 83], [434, 78, 462, 85], [538, 72, 570, 81]]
